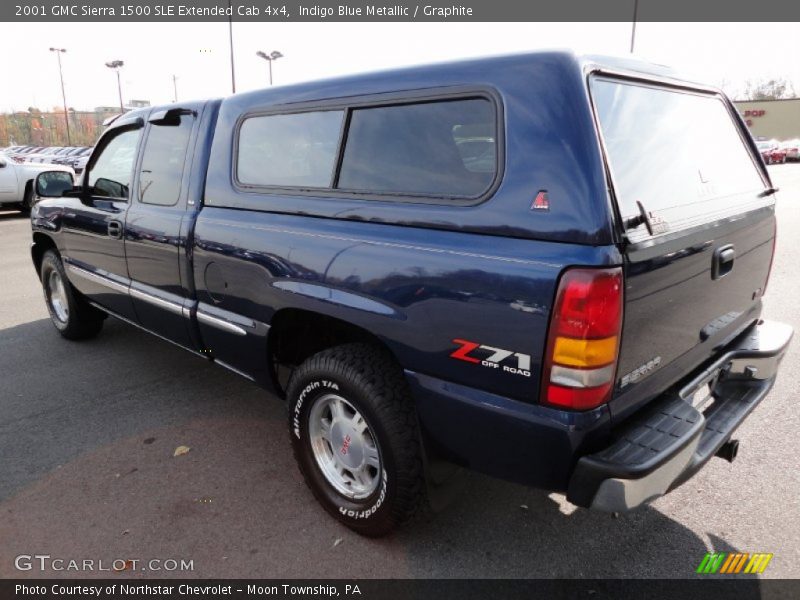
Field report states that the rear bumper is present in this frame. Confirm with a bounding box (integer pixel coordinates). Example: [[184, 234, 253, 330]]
[[567, 319, 793, 512], [405, 370, 611, 491]]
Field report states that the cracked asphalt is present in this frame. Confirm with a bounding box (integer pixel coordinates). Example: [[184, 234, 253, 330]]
[[1, 164, 799, 579]]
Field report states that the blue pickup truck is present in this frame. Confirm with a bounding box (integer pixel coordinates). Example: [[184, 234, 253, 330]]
[[30, 51, 792, 536]]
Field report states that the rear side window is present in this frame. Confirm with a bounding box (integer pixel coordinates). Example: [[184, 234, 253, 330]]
[[237, 111, 344, 188], [591, 78, 766, 238], [338, 98, 496, 197], [235, 94, 498, 202]]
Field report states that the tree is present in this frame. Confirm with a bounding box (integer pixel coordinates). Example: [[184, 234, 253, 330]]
[[742, 78, 797, 101]]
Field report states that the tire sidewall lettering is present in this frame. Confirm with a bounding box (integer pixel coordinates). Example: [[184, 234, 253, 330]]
[[338, 469, 388, 521], [292, 378, 340, 439]]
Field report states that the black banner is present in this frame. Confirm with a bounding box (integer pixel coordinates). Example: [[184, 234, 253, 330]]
[[4, 579, 800, 600], [5, 0, 800, 22]]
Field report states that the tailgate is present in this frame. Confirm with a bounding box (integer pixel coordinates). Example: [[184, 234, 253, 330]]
[[590, 75, 777, 419]]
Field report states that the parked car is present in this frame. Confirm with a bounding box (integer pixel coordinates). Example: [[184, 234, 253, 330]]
[[69, 152, 91, 176], [51, 146, 91, 167], [9, 146, 43, 162], [23, 147, 56, 162], [780, 139, 800, 161], [26, 146, 68, 164], [36, 146, 94, 175], [4, 146, 31, 163], [31, 51, 791, 536], [756, 141, 787, 164], [0, 152, 73, 211]]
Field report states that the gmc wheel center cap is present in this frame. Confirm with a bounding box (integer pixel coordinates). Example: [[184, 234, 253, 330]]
[[330, 421, 363, 470]]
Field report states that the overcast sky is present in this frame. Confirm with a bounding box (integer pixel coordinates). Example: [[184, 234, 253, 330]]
[[1, 22, 798, 112]]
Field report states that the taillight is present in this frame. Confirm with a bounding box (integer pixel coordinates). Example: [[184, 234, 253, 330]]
[[541, 267, 623, 411]]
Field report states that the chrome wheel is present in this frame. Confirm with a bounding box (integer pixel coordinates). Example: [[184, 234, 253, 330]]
[[47, 270, 69, 323], [308, 393, 382, 499]]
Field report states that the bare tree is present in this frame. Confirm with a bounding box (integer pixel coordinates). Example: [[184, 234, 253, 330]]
[[741, 78, 797, 101]]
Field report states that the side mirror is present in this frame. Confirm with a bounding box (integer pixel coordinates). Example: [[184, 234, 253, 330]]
[[93, 177, 128, 199], [35, 171, 75, 198], [0, 158, 7, 168]]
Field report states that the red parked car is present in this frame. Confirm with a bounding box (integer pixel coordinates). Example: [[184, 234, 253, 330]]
[[756, 140, 787, 164], [780, 139, 800, 161]]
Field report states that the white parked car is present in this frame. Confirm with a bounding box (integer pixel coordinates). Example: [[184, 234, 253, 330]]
[[0, 153, 74, 212]]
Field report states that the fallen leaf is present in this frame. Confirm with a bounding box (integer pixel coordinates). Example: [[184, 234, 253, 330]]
[[520, 504, 529, 510], [113, 560, 134, 572], [333, 538, 343, 547], [173, 445, 191, 457]]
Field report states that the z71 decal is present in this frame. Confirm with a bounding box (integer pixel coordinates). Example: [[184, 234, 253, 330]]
[[450, 339, 532, 377]]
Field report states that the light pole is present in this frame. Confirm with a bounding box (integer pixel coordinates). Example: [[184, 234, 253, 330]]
[[256, 50, 284, 86], [172, 74, 179, 102], [228, 0, 236, 93], [49, 47, 71, 145], [105, 60, 125, 113], [630, 0, 639, 53]]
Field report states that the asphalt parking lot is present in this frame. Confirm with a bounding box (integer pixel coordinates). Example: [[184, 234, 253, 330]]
[[1, 165, 799, 580]]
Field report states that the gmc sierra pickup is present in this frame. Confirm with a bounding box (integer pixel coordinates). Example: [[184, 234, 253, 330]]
[[30, 52, 792, 536]]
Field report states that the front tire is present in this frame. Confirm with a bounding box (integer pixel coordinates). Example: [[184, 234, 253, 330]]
[[40, 250, 105, 340], [287, 343, 425, 537]]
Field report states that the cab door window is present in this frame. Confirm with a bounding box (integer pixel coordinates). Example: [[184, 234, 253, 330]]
[[138, 114, 195, 206], [87, 128, 141, 200]]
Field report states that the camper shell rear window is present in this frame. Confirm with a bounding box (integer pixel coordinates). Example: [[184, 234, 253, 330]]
[[590, 76, 768, 241]]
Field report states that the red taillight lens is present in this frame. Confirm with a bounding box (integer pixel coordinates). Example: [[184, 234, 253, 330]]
[[553, 269, 623, 339], [541, 267, 623, 411]]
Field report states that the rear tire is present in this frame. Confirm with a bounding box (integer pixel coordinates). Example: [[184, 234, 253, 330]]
[[287, 343, 425, 537], [39, 250, 105, 340]]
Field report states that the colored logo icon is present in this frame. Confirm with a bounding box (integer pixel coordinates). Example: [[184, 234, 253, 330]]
[[696, 552, 773, 574]]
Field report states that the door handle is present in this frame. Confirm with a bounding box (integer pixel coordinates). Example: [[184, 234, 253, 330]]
[[108, 220, 123, 239], [712, 244, 735, 280]]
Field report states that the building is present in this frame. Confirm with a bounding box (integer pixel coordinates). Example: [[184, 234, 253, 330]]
[[94, 99, 151, 114], [733, 98, 800, 141]]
